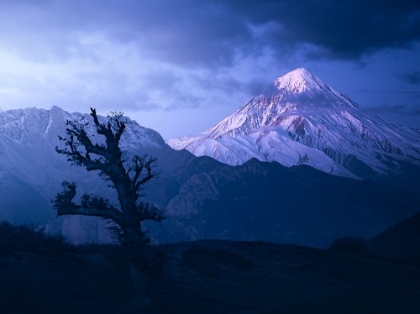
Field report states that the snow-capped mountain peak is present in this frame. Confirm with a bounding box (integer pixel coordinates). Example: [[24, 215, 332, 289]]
[[273, 67, 322, 93], [263, 68, 358, 110], [0, 106, 166, 149], [174, 68, 359, 142], [167, 68, 420, 183]]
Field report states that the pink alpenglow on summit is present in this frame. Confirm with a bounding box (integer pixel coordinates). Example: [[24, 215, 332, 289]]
[[167, 68, 420, 181]]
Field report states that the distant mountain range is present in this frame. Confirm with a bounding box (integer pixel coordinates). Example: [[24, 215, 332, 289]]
[[0, 106, 196, 242], [168, 68, 420, 190], [1, 69, 419, 247]]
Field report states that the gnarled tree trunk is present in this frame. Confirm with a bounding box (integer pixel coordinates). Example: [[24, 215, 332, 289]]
[[53, 108, 164, 313]]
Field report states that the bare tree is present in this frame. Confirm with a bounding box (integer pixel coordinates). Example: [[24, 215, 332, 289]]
[[53, 108, 163, 310]]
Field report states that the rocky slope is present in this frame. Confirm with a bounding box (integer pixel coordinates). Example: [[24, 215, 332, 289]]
[[168, 68, 420, 189], [154, 158, 420, 248], [369, 211, 420, 261], [0, 106, 418, 248], [0, 106, 196, 242]]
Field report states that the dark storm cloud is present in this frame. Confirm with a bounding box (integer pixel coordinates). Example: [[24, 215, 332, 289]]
[[399, 71, 420, 85], [2, 0, 420, 131], [219, 0, 420, 60], [102, 0, 420, 62], [5, 0, 419, 68]]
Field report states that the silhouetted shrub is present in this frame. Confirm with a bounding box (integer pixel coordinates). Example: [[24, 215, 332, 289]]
[[330, 236, 368, 255], [0, 220, 71, 255]]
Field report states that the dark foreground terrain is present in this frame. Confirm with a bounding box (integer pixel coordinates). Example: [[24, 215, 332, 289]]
[[1, 224, 420, 314]]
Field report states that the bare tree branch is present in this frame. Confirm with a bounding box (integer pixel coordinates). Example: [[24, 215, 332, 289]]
[[54, 108, 164, 308], [54, 108, 162, 253], [53, 182, 123, 225], [136, 202, 164, 223], [130, 155, 158, 193]]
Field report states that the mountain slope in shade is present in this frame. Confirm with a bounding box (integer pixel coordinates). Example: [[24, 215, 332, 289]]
[[1, 106, 419, 248], [369, 211, 420, 262], [0, 171, 52, 225], [0, 106, 197, 242], [0, 106, 166, 197], [167, 68, 420, 187], [149, 158, 420, 248]]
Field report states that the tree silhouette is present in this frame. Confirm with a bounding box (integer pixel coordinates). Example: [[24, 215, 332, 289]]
[[53, 108, 163, 310]]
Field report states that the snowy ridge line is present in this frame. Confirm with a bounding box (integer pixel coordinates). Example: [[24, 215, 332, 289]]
[[167, 68, 420, 179]]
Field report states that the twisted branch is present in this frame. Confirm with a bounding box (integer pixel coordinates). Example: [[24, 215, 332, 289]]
[[53, 182, 123, 225]]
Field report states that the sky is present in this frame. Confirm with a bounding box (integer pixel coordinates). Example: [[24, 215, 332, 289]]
[[0, 0, 419, 139]]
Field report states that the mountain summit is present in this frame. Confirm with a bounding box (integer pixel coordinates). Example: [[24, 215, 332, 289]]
[[167, 68, 420, 187], [0, 105, 418, 247], [273, 67, 337, 94]]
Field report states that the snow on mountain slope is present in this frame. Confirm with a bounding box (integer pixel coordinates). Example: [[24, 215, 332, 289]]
[[167, 68, 420, 180], [0, 106, 170, 242], [0, 106, 165, 150], [1, 105, 419, 247], [0, 106, 166, 189]]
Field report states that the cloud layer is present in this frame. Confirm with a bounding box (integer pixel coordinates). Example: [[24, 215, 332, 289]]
[[3, 0, 419, 65], [0, 0, 419, 137]]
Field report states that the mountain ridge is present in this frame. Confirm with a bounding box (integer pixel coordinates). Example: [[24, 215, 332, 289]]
[[167, 68, 420, 188], [1, 105, 419, 247]]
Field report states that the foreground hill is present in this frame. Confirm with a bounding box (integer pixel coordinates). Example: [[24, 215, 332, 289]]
[[1, 225, 419, 314]]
